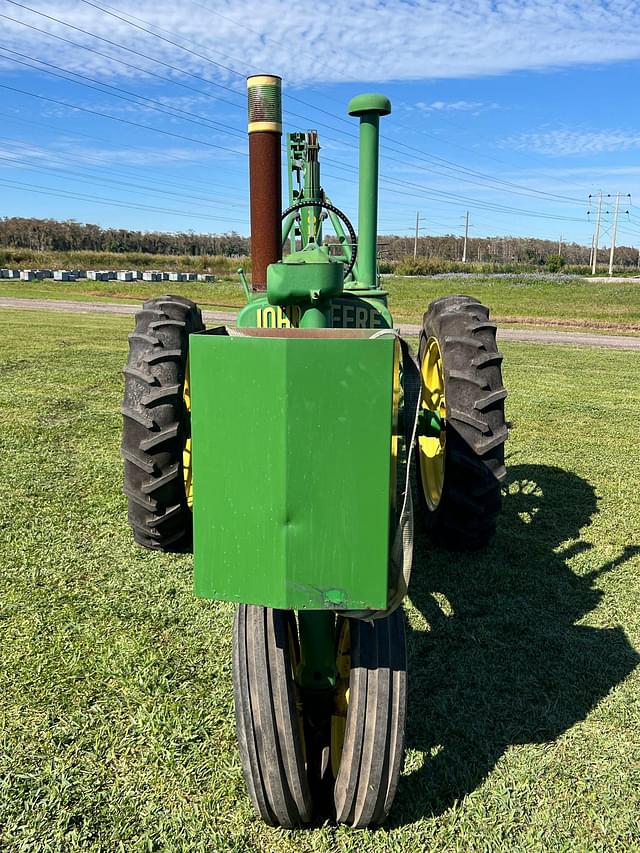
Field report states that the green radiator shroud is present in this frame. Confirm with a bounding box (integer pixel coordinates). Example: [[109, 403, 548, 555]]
[[189, 329, 396, 610]]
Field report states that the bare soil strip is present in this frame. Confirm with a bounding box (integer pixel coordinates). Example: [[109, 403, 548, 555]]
[[495, 315, 640, 332], [1, 297, 638, 350]]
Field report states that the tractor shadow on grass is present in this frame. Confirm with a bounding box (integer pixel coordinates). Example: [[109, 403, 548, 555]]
[[393, 463, 640, 826]]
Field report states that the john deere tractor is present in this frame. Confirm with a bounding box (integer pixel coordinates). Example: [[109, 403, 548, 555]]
[[121, 74, 507, 827]]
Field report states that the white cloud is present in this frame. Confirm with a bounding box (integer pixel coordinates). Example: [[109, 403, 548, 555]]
[[2, 1, 640, 84], [543, 166, 640, 177], [0, 137, 225, 168], [416, 100, 498, 114], [505, 129, 640, 156]]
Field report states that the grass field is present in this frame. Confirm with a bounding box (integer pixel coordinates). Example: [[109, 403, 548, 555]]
[[1, 274, 639, 332], [0, 249, 243, 276], [1, 309, 639, 851]]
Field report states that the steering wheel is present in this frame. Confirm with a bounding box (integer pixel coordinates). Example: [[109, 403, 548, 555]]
[[282, 200, 358, 280]]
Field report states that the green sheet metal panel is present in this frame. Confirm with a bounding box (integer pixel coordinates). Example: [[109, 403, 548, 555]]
[[190, 330, 394, 610]]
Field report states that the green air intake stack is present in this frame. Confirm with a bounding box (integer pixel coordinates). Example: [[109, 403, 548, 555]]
[[347, 93, 391, 290]]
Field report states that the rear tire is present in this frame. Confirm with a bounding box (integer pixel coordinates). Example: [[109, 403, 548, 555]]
[[333, 609, 407, 828], [233, 605, 312, 828], [416, 295, 508, 549], [121, 295, 204, 551]]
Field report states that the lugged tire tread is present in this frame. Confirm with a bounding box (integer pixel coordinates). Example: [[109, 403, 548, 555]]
[[120, 446, 155, 475], [448, 407, 490, 433], [149, 319, 187, 331], [143, 348, 183, 365], [475, 388, 509, 410], [121, 405, 155, 430], [448, 369, 487, 387], [140, 464, 181, 494], [121, 295, 204, 552], [141, 384, 181, 406], [123, 365, 158, 385], [417, 295, 508, 550], [150, 503, 183, 527], [128, 332, 157, 346], [472, 350, 504, 367], [139, 423, 179, 452]]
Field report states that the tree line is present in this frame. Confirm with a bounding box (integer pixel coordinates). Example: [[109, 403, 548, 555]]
[[2, 217, 638, 267], [0, 218, 248, 257], [377, 233, 640, 267]]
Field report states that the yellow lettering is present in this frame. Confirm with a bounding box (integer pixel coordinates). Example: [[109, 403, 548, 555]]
[[355, 306, 369, 328], [257, 305, 301, 328]]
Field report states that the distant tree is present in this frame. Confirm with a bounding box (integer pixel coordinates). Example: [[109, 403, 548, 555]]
[[546, 254, 566, 272]]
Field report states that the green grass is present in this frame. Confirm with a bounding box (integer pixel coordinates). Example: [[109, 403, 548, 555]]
[[1, 310, 639, 851], [0, 249, 246, 275], [2, 274, 639, 331], [0, 277, 245, 312], [385, 275, 640, 328]]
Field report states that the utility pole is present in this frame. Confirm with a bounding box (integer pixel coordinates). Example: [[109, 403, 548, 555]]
[[414, 211, 420, 258], [558, 234, 563, 257], [608, 192, 621, 276], [462, 210, 469, 263], [591, 192, 602, 275]]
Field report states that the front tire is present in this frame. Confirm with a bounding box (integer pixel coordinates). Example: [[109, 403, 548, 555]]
[[233, 606, 312, 828], [333, 610, 407, 828]]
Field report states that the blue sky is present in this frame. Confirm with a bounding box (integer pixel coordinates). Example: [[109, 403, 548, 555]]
[[1, 0, 640, 247]]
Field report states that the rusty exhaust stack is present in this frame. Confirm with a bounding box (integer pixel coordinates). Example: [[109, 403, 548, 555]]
[[247, 74, 282, 291]]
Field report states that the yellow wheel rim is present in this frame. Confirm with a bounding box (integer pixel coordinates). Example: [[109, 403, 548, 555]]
[[182, 359, 193, 509], [390, 339, 402, 509], [419, 336, 446, 510], [331, 618, 350, 778]]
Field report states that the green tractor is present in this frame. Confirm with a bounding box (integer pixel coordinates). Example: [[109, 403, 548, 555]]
[[121, 75, 507, 828]]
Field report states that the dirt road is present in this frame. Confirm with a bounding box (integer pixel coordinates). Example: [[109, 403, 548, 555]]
[[1, 296, 638, 350]]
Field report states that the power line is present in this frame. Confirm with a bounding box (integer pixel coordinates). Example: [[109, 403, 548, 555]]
[[0, 150, 247, 212], [0, 79, 583, 230], [2, 3, 366, 147], [64, 0, 586, 207], [93, 0, 253, 73], [322, 160, 586, 223], [78, 0, 363, 132], [176, 0, 589, 202], [384, 109, 590, 195], [0, 113, 246, 198], [378, 136, 583, 204], [2, 0, 597, 236], [0, 46, 248, 140], [0, 10, 245, 112], [0, 176, 250, 224], [3, 48, 572, 225], [0, 82, 246, 157], [76, 0, 243, 79], [6, 0, 589, 213], [3, 0, 245, 108]]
